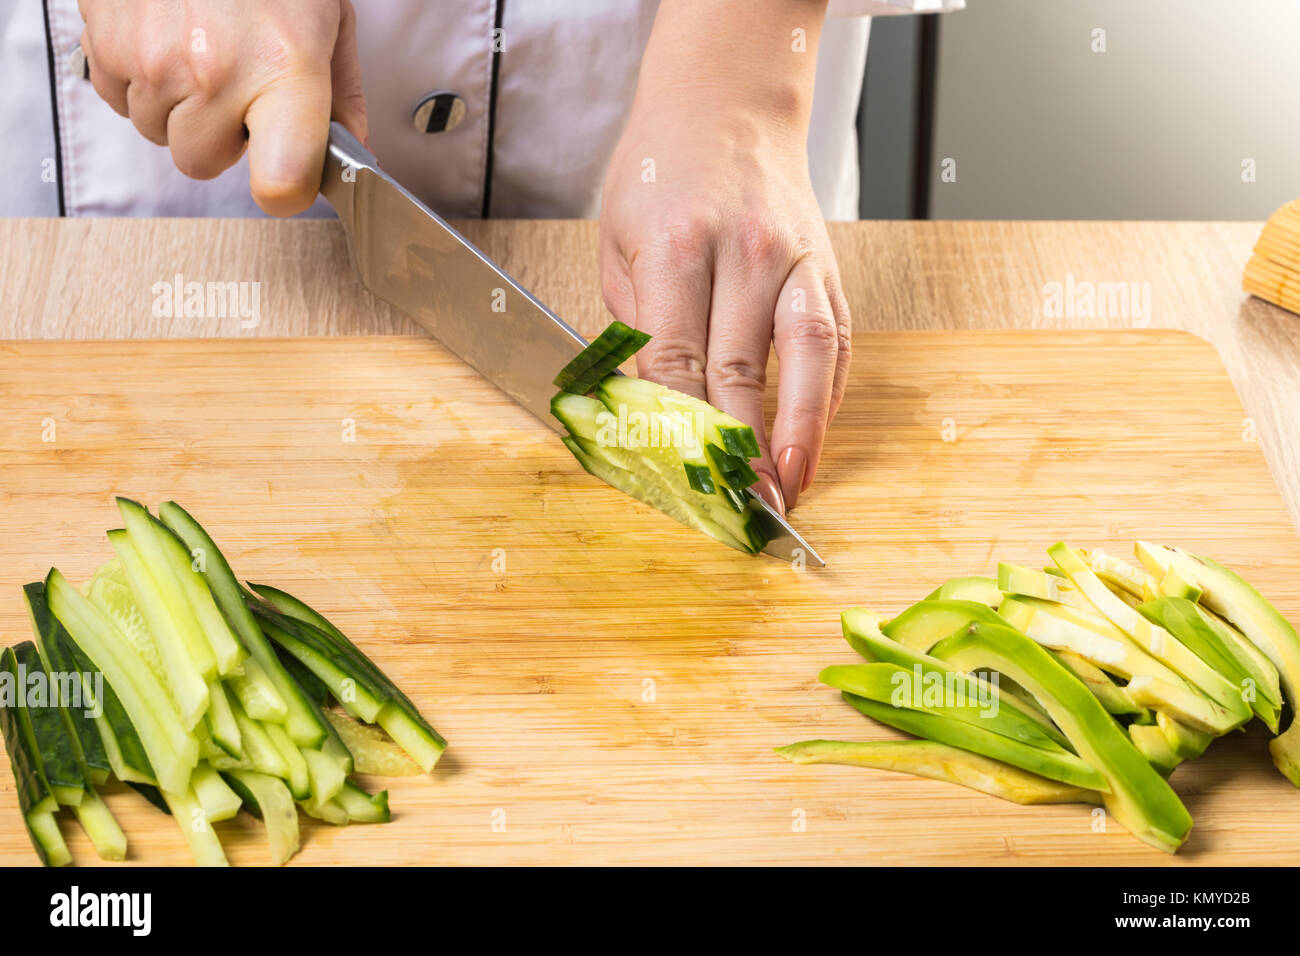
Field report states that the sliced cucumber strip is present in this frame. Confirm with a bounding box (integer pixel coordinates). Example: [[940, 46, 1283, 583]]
[[253, 612, 385, 722], [324, 710, 418, 776], [47, 569, 197, 793], [106, 529, 211, 728], [302, 747, 346, 806], [264, 722, 311, 799], [71, 789, 127, 861], [552, 319, 651, 395], [0, 647, 66, 865], [334, 781, 390, 824], [375, 702, 445, 773], [23, 582, 112, 787], [160, 785, 229, 867], [191, 762, 243, 822], [227, 655, 290, 723], [229, 697, 291, 780], [145, 511, 246, 674], [222, 770, 300, 865], [157, 501, 326, 748], [26, 810, 72, 868], [116, 498, 220, 676], [9, 642, 85, 807], [204, 680, 242, 757], [59, 634, 155, 785]]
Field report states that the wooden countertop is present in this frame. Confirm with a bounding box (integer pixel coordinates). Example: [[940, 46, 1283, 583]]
[[2, 218, 1297, 534]]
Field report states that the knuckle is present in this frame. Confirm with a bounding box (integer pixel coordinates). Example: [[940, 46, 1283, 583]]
[[644, 341, 706, 381], [788, 308, 839, 349], [708, 354, 767, 393], [135, 36, 178, 88], [733, 214, 785, 269], [656, 215, 712, 260]]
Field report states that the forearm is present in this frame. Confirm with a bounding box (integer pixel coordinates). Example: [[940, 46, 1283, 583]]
[[634, 0, 829, 132]]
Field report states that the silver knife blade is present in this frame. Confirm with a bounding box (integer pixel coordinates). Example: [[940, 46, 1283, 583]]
[[320, 122, 823, 567]]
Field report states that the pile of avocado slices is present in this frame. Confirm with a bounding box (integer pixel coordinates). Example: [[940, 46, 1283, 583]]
[[780, 541, 1300, 853]]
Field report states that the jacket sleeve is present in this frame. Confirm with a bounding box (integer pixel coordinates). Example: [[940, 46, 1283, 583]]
[[827, 0, 965, 15]]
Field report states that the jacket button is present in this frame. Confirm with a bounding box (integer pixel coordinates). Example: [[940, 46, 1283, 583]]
[[412, 92, 466, 133]]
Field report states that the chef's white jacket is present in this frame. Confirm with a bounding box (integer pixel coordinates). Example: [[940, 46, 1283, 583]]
[[3, 0, 961, 220]]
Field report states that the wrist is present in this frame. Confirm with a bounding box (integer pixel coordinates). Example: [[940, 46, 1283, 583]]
[[633, 0, 827, 132]]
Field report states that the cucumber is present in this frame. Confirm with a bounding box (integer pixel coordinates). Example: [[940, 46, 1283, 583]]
[[274, 644, 331, 706], [227, 696, 290, 781], [10, 642, 86, 807], [552, 319, 651, 395], [204, 679, 242, 757], [247, 585, 447, 771], [227, 655, 290, 723], [334, 780, 390, 824], [301, 746, 346, 805], [265, 723, 311, 799], [157, 501, 327, 748], [252, 611, 386, 722], [23, 583, 112, 786], [106, 528, 211, 728], [191, 762, 243, 822], [323, 710, 416, 776], [551, 393, 761, 551], [563, 434, 762, 554], [71, 790, 128, 861], [116, 499, 221, 678], [143, 507, 247, 674], [59, 631, 155, 785], [160, 785, 229, 867], [222, 770, 300, 865], [47, 568, 198, 793], [0, 646, 70, 866]]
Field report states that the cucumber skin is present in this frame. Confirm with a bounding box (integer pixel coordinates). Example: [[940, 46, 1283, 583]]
[[24, 582, 113, 780], [11, 641, 87, 803], [552, 320, 650, 395]]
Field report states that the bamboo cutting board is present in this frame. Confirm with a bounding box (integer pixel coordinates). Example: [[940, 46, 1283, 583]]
[[0, 329, 1298, 866]]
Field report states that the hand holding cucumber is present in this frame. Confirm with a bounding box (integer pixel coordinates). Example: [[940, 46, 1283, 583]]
[[599, 0, 851, 515], [77, 0, 367, 216]]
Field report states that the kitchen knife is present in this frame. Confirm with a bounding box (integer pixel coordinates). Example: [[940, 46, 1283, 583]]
[[319, 122, 823, 567]]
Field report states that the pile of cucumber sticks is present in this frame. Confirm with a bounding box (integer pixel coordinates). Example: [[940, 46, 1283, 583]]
[[0, 499, 445, 866]]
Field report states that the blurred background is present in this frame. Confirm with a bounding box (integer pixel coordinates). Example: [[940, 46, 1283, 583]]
[[859, 0, 1300, 220]]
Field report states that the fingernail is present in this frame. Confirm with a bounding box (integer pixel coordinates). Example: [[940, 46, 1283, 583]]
[[777, 446, 807, 511], [753, 472, 785, 517]]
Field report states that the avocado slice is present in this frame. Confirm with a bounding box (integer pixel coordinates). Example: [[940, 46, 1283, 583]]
[[819, 662, 1067, 751], [1052, 648, 1148, 717], [882, 599, 1006, 652], [997, 596, 1235, 733], [842, 608, 1070, 748], [1135, 542, 1300, 786], [924, 576, 1005, 608], [1079, 548, 1157, 598], [929, 621, 1193, 853], [839, 693, 1107, 791], [775, 739, 1102, 806], [1129, 724, 1181, 776], [997, 563, 1093, 611], [1155, 711, 1212, 760], [1049, 543, 1251, 728], [1140, 596, 1281, 732]]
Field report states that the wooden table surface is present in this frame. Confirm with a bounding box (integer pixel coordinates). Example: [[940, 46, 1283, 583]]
[[2, 217, 1297, 535]]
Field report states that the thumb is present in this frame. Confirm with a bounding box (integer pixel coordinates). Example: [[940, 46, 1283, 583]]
[[245, 71, 333, 217], [330, 0, 369, 146]]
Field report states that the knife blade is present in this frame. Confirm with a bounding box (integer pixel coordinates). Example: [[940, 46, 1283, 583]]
[[319, 122, 823, 567]]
